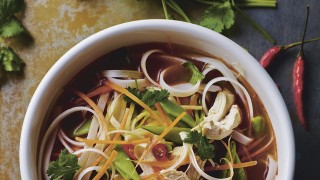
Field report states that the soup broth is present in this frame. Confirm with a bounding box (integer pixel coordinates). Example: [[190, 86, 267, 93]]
[[40, 43, 277, 180]]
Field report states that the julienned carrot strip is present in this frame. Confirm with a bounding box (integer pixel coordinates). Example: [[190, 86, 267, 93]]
[[92, 150, 118, 180], [221, 140, 233, 164], [75, 137, 150, 145], [104, 81, 162, 122], [136, 112, 187, 167], [155, 102, 170, 126], [90, 108, 130, 167], [73, 90, 108, 132], [73, 85, 112, 104], [204, 161, 257, 171]]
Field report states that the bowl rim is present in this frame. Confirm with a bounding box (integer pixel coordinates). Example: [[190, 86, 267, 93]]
[[19, 19, 295, 179]]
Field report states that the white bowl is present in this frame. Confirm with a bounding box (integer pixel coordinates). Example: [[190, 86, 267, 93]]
[[20, 19, 294, 179]]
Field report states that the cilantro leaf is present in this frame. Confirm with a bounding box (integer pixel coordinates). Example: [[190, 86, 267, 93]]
[[0, 0, 24, 23], [0, 16, 26, 38], [46, 149, 81, 180], [0, 47, 24, 71], [184, 130, 215, 160], [199, 1, 235, 33], [124, 87, 170, 107], [183, 61, 205, 85]]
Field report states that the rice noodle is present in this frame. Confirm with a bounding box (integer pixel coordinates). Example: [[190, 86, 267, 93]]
[[77, 166, 101, 180], [59, 129, 85, 147], [196, 57, 246, 104], [141, 49, 163, 86], [73, 148, 108, 159], [57, 132, 74, 153], [159, 68, 201, 97], [265, 156, 278, 180], [201, 77, 253, 119], [39, 106, 100, 179], [231, 130, 253, 145]]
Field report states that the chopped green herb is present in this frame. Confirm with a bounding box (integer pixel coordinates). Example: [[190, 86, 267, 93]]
[[46, 149, 81, 180], [0, 16, 26, 38], [183, 61, 205, 85], [199, 1, 235, 33], [0, 0, 24, 23], [184, 130, 215, 160], [124, 87, 170, 107], [0, 47, 24, 72]]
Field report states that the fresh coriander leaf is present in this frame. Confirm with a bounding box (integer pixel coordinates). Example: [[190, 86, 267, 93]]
[[184, 130, 215, 160], [46, 149, 81, 180], [221, 141, 247, 179], [0, 16, 26, 38], [141, 89, 169, 106], [183, 61, 205, 85], [124, 87, 170, 107], [199, 1, 235, 33], [124, 87, 142, 104], [0, 47, 24, 71], [0, 0, 24, 22]]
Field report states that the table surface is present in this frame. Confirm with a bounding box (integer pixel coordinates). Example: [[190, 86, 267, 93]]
[[1, 0, 319, 179]]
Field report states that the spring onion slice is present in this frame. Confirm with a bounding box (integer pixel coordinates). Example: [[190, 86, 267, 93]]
[[231, 130, 253, 145], [202, 77, 253, 119], [159, 68, 201, 97], [73, 148, 109, 159], [141, 49, 163, 86]]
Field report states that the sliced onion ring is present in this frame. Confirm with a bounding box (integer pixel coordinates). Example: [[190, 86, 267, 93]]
[[231, 130, 253, 145], [159, 68, 200, 97], [202, 77, 253, 119], [141, 49, 163, 86], [101, 70, 144, 79]]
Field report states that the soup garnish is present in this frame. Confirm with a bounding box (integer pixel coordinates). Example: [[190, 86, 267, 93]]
[[40, 43, 277, 180]]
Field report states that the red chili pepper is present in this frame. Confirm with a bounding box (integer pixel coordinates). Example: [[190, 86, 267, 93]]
[[123, 144, 137, 160], [152, 143, 168, 161], [260, 38, 320, 69], [293, 55, 307, 130], [259, 45, 282, 68], [293, 5, 309, 131]]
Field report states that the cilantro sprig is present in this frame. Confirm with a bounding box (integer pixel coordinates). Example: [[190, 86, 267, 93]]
[[159, 0, 277, 44], [184, 130, 215, 160], [0, 0, 28, 82], [46, 149, 81, 180], [124, 87, 170, 107], [183, 61, 205, 85]]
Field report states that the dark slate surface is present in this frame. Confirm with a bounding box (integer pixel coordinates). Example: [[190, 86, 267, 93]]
[[226, 0, 320, 179]]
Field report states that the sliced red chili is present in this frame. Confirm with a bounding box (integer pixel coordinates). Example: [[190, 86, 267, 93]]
[[123, 144, 137, 160], [152, 143, 168, 161]]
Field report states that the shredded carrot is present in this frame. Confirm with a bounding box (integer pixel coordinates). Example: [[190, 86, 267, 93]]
[[204, 161, 257, 171], [136, 112, 187, 169], [92, 150, 118, 180], [90, 108, 130, 167], [73, 90, 108, 132], [104, 80, 162, 122], [221, 139, 233, 164], [73, 85, 112, 104], [75, 137, 150, 145], [180, 105, 203, 110], [155, 102, 170, 126]]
